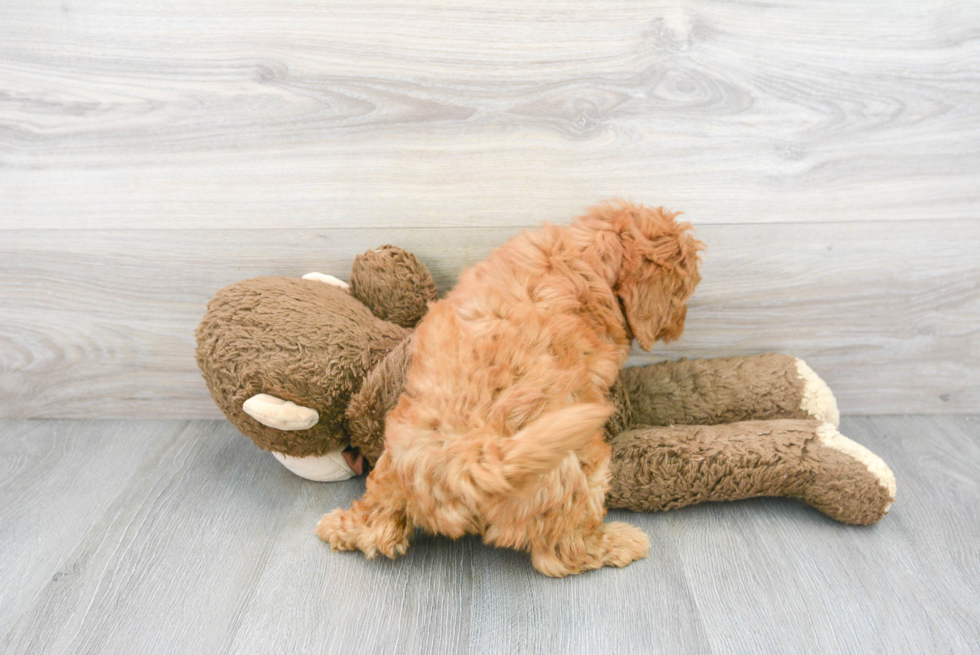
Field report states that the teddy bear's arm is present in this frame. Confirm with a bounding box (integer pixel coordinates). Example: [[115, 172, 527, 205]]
[[606, 419, 895, 525], [617, 354, 839, 430], [243, 393, 320, 431], [347, 336, 414, 467]]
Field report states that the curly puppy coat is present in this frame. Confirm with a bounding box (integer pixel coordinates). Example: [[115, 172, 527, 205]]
[[318, 201, 703, 577]]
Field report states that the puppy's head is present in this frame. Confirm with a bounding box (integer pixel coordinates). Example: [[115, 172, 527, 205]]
[[591, 201, 704, 350]]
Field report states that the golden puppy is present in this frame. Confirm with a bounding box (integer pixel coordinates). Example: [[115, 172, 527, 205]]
[[318, 201, 703, 577]]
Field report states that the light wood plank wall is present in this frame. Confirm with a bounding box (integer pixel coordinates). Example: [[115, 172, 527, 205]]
[[1, 1, 978, 417]]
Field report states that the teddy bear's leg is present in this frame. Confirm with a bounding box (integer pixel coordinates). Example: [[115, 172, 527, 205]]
[[616, 354, 839, 430], [271, 450, 360, 482], [243, 393, 319, 431], [317, 452, 413, 559], [606, 419, 895, 525]]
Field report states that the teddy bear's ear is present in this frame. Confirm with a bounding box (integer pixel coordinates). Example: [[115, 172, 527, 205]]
[[350, 246, 438, 328], [243, 393, 319, 431], [301, 272, 350, 291]]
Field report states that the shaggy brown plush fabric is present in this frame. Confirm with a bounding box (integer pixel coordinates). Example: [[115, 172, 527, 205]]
[[607, 420, 893, 525], [613, 354, 810, 428], [196, 277, 408, 457], [350, 246, 438, 329], [347, 335, 415, 465]]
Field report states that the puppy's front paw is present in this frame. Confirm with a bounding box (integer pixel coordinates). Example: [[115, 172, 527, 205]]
[[316, 508, 410, 560], [316, 509, 358, 552]]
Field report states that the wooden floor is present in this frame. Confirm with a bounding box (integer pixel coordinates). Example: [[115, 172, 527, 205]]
[[1, 416, 977, 654]]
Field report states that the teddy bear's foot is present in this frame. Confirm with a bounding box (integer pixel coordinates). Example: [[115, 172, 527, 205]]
[[795, 358, 840, 427], [606, 419, 895, 525], [272, 449, 358, 482], [801, 423, 896, 525]]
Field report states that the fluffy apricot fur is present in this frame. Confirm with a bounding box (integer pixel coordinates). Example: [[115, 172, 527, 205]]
[[318, 201, 703, 577]]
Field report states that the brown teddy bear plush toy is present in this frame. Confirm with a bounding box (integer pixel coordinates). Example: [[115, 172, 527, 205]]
[[196, 247, 896, 525]]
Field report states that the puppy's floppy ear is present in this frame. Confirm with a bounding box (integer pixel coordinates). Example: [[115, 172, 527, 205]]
[[614, 206, 704, 350]]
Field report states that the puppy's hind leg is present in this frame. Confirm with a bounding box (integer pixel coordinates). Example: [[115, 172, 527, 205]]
[[530, 520, 649, 577], [531, 438, 649, 577], [317, 452, 412, 559], [598, 521, 650, 567]]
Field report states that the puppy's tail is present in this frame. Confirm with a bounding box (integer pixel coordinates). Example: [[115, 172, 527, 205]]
[[500, 403, 613, 489]]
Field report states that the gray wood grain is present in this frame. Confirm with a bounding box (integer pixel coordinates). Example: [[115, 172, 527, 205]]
[[0, 420, 187, 633], [1, 416, 978, 654], [1, 420, 306, 654], [0, 1, 977, 230], [849, 415, 980, 646], [2, 220, 977, 418], [665, 415, 980, 654]]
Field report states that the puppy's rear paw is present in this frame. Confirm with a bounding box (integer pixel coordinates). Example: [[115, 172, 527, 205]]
[[601, 522, 649, 568]]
